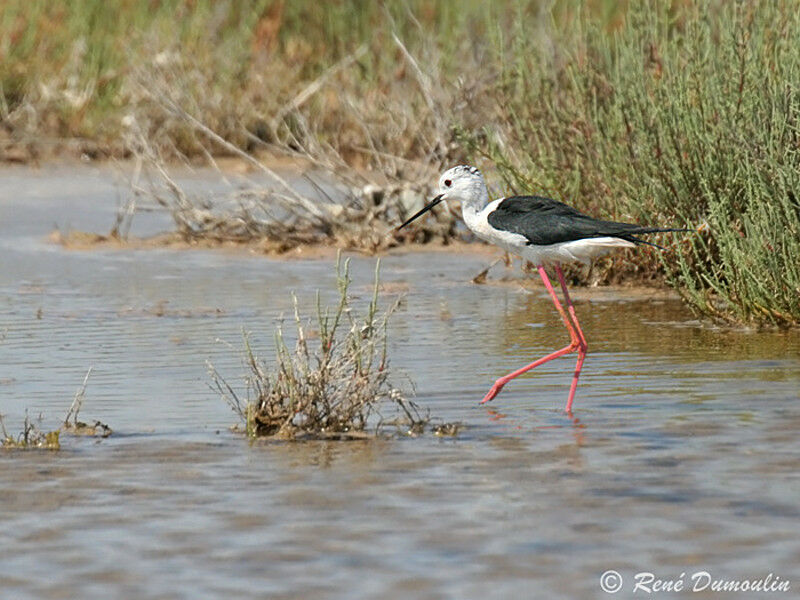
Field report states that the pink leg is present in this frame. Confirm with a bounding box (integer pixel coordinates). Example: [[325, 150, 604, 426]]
[[481, 265, 582, 405], [554, 265, 588, 413]]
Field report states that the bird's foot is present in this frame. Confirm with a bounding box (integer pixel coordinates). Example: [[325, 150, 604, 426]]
[[480, 380, 506, 404]]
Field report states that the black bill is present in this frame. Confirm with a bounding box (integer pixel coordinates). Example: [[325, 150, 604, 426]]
[[396, 194, 444, 230]]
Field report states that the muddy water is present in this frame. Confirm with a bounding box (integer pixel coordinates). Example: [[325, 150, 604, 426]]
[[1, 165, 799, 599]]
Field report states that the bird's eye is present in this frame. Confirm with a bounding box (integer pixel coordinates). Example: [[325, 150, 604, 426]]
[[444, 179, 452, 187]]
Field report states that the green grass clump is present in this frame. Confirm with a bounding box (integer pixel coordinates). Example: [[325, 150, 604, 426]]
[[467, 1, 800, 327], [210, 257, 429, 440]]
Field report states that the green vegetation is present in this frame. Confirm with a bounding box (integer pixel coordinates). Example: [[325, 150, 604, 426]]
[[471, 2, 800, 327], [2, 1, 798, 326], [209, 257, 433, 440]]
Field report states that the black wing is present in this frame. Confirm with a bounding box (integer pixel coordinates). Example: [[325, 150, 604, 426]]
[[486, 195, 678, 247]]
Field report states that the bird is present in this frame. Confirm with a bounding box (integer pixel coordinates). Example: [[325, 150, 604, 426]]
[[397, 165, 685, 413]]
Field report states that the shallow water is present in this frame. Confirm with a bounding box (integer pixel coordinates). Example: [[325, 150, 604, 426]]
[[1, 165, 799, 599]]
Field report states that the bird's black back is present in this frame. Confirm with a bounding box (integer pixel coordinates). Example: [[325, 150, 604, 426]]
[[486, 195, 676, 247]]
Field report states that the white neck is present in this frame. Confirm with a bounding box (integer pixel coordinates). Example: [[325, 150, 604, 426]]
[[458, 181, 490, 215], [460, 190, 491, 233]]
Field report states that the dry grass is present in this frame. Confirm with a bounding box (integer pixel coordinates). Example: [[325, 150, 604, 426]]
[[6, 1, 477, 256], [1, 1, 487, 174], [0, 367, 111, 450], [62, 367, 112, 437], [0, 411, 60, 450], [208, 256, 441, 440], [94, 117, 460, 254]]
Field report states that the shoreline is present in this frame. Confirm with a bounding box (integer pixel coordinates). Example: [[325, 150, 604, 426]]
[[48, 229, 682, 301]]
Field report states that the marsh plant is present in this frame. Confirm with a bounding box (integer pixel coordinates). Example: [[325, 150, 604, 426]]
[[101, 119, 458, 253], [63, 367, 112, 438], [467, 2, 800, 326], [0, 411, 60, 450], [209, 257, 429, 440], [0, 368, 111, 450]]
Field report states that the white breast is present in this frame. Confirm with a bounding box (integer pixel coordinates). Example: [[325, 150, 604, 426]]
[[463, 199, 529, 252]]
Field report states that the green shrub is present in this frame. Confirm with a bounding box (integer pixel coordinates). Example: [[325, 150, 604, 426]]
[[470, 1, 800, 326]]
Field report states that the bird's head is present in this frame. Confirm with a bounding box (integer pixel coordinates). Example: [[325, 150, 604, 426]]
[[396, 165, 489, 230]]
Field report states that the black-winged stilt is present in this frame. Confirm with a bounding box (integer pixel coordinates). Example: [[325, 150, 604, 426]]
[[398, 165, 685, 413]]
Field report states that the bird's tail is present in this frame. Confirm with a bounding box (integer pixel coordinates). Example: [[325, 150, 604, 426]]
[[622, 227, 691, 250]]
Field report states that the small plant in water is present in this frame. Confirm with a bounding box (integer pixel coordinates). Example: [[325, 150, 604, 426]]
[[0, 411, 60, 450], [210, 256, 430, 440], [62, 367, 112, 438], [0, 369, 111, 450]]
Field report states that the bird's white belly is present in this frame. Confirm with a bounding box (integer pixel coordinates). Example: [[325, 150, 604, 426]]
[[518, 237, 635, 265]]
